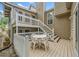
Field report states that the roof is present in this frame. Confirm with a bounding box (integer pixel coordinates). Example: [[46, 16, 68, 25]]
[[3, 2, 37, 14]]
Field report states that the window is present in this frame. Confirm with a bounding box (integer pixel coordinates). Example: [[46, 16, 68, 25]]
[[25, 18, 30, 22], [47, 12, 53, 24], [25, 30, 30, 32], [18, 16, 22, 21], [18, 30, 22, 33]]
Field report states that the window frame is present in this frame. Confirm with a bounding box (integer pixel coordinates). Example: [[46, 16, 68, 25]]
[[47, 12, 53, 25], [18, 16, 22, 21], [18, 29, 22, 33]]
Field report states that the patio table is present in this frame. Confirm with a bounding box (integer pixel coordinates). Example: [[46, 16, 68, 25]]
[[31, 34, 48, 50], [32, 34, 47, 39]]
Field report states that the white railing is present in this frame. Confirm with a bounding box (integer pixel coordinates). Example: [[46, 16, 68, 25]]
[[16, 13, 54, 34], [16, 13, 39, 26]]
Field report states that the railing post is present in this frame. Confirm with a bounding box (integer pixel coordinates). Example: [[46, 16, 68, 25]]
[[16, 12, 18, 25], [38, 21, 39, 33], [16, 13, 18, 34], [30, 17, 32, 25]]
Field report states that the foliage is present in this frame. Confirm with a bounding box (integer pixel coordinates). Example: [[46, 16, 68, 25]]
[[0, 17, 9, 30]]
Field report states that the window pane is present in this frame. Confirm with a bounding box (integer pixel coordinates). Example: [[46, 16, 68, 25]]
[[19, 30, 22, 33], [18, 16, 22, 21], [48, 13, 53, 24]]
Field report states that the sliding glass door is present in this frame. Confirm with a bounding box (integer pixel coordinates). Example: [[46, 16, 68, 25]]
[[75, 3, 79, 56], [77, 3, 79, 56]]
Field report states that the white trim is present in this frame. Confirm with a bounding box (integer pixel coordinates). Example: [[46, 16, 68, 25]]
[[71, 2, 78, 16]]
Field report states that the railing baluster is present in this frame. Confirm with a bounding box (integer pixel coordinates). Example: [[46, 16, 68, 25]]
[[16, 13, 53, 34]]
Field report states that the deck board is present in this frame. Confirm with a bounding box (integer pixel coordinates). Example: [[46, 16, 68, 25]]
[[56, 39, 64, 57], [29, 39, 77, 57], [52, 40, 63, 57]]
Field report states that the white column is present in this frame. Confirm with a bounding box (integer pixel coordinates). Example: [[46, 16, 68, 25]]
[[38, 21, 39, 33], [16, 12, 18, 34], [16, 26, 18, 34]]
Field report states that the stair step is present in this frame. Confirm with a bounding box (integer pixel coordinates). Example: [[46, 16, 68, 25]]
[[54, 34, 57, 36], [54, 35, 58, 40], [54, 37, 60, 43], [48, 39, 54, 42], [57, 37, 61, 43]]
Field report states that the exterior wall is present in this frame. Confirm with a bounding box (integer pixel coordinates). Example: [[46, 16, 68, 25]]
[[54, 2, 71, 39], [15, 8, 36, 18], [4, 3, 37, 26], [54, 15, 70, 39], [36, 2, 44, 22], [70, 2, 78, 51], [44, 9, 54, 29], [54, 2, 70, 16]]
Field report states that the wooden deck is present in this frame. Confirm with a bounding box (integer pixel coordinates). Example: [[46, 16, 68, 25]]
[[29, 39, 78, 57]]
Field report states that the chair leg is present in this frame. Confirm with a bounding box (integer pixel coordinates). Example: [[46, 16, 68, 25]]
[[43, 43, 47, 51], [33, 43, 35, 51], [46, 43, 49, 51], [44, 42, 49, 51], [31, 42, 33, 49]]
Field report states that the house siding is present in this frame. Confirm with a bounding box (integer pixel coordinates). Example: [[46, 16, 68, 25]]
[[36, 2, 44, 22], [54, 2, 71, 39]]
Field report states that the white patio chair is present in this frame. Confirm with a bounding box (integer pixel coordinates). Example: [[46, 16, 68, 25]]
[[30, 34, 38, 50], [41, 35, 49, 51]]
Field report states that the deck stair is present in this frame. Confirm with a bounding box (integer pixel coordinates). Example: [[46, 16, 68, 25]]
[[54, 34, 61, 43], [16, 13, 54, 41]]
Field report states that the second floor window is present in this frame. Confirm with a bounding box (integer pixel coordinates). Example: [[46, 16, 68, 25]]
[[47, 12, 53, 24], [18, 16, 22, 21]]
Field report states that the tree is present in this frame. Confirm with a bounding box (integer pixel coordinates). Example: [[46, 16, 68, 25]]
[[0, 17, 9, 31]]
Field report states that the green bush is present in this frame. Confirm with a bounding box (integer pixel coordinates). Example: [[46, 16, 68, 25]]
[[5, 36, 10, 42], [3, 36, 10, 47]]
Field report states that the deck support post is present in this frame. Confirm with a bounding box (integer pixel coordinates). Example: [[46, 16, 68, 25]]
[[16, 26, 18, 34]]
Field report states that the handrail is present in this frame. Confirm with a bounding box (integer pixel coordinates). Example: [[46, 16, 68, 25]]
[[16, 13, 53, 34], [38, 20, 53, 32]]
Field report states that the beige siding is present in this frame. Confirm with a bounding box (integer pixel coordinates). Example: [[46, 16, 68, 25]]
[[36, 2, 44, 22], [54, 2, 71, 39], [54, 15, 70, 39], [16, 8, 36, 18], [54, 2, 70, 16]]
